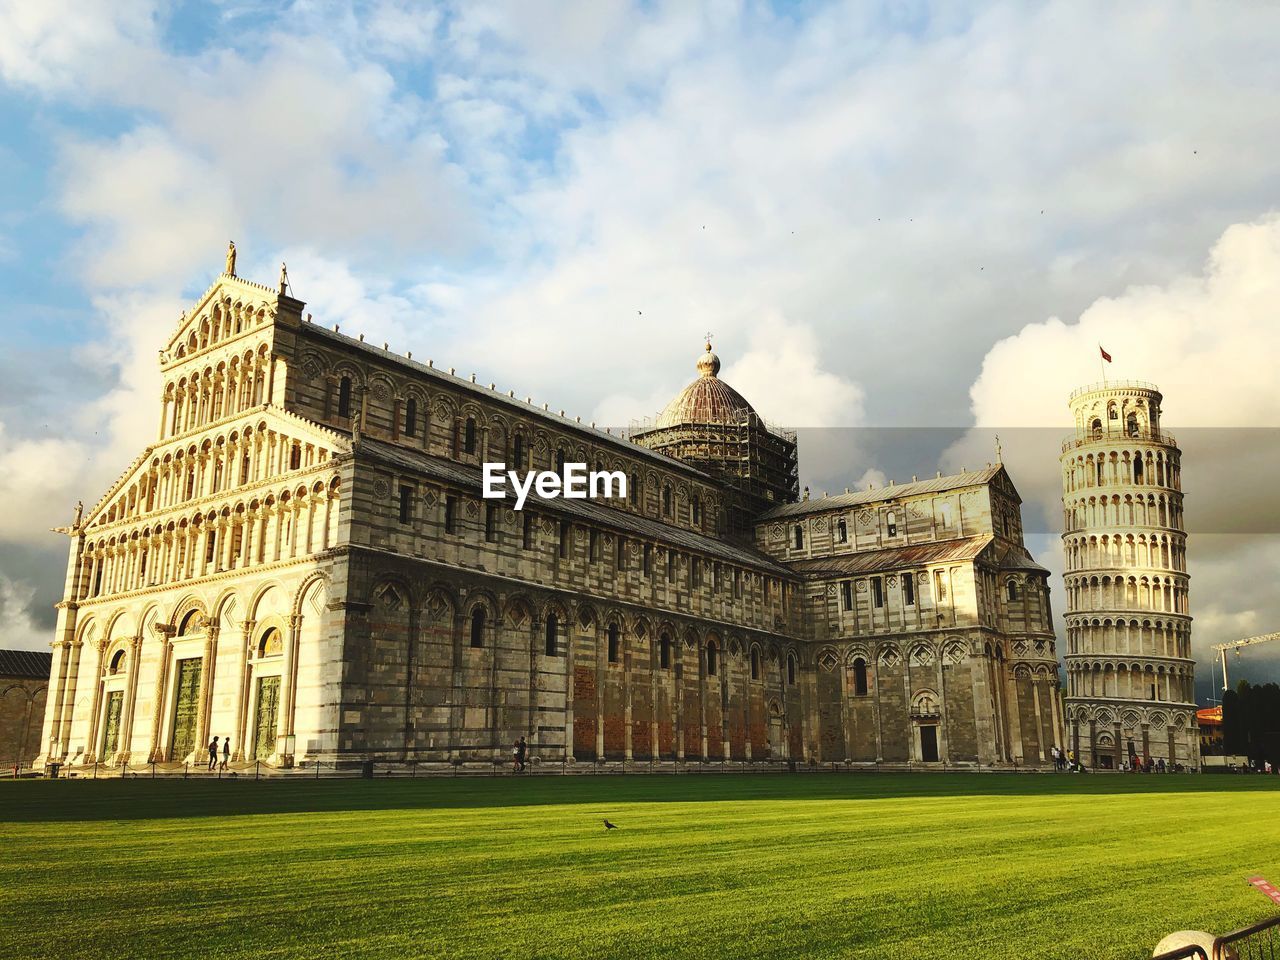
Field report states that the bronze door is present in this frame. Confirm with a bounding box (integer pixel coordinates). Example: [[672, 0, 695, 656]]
[[101, 690, 123, 757], [170, 658, 203, 760], [254, 676, 280, 760]]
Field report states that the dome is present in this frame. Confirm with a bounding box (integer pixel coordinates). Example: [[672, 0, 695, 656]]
[[653, 341, 758, 428]]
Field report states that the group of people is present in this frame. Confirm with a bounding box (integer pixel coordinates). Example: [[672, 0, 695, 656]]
[[1050, 743, 1192, 774], [1119, 755, 1176, 773], [1050, 745, 1087, 773], [206, 736, 230, 771], [511, 737, 528, 773]]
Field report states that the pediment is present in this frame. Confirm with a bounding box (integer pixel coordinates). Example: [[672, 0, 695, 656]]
[[160, 273, 304, 370]]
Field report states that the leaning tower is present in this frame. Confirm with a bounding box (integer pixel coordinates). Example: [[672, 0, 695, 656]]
[[1060, 381, 1198, 769]]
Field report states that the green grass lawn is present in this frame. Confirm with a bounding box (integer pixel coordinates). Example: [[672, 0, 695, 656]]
[[2, 773, 1277, 960]]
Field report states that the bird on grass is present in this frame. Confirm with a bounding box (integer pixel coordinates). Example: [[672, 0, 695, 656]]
[[603, 819, 618, 830]]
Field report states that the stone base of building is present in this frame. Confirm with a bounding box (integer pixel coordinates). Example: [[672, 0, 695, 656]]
[[38, 753, 1058, 778]]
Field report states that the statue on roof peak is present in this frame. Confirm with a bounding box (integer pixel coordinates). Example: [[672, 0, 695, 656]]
[[225, 240, 237, 276]]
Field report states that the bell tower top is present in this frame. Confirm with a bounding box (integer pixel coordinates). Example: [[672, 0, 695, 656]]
[[1067, 380, 1164, 444]]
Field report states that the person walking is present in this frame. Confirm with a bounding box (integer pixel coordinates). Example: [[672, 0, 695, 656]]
[[512, 740, 521, 774], [207, 736, 219, 771], [220, 738, 231, 771], [516, 736, 528, 773]]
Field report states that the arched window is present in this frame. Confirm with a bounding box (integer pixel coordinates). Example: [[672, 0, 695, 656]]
[[607, 623, 620, 664], [513, 435, 525, 470], [662, 485, 672, 516], [1134, 456, 1144, 483], [1091, 419, 1103, 439], [404, 397, 417, 438], [337, 376, 352, 418], [1126, 412, 1138, 437], [706, 641, 718, 676], [793, 525, 804, 549], [258, 627, 283, 657], [750, 647, 760, 680], [659, 633, 671, 669], [1006, 579, 1019, 602], [555, 447, 566, 474], [887, 511, 898, 537], [692, 495, 702, 525], [787, 653, 797, 685], [463, 417, 477, 455], [853, 658, 869, 696], [177, 609, 201, 636], [545, 613, 558, 656], [108, 649, 126, 674], [470, 607, 485, 648], [1108, 402, 1118, 420], [837, 519, 848, 543]]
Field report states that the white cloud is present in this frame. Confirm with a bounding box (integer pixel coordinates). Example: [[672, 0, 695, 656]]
[[60, 128, 234, 289], [0, 420, 89, 545], [0, 574, 51, 651], [968, 216, 1280, 430], [0, 0, 157, 93], [7, 1, 1280, 689], [722, 315, 864, 428]]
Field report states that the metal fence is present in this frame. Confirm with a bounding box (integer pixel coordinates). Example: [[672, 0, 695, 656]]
[[1214, 914, 1280, 960], [1153, 916, 1280, 960], [1152, 945, 1208, 960], [6, 755, 1074, 780]]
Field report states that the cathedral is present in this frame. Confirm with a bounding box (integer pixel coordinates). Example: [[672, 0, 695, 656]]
[[36, 254, 1064, 773]]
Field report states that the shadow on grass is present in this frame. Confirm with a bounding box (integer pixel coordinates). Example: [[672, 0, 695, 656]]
[[2, 771, 1277, 824]]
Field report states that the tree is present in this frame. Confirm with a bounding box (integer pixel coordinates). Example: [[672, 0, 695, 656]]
[[1222, 680, 1280, 769], [1222, 686, 1246, 755]]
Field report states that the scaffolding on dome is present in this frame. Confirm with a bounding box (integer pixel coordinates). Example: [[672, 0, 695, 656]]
[[627, 407, 799, 539]]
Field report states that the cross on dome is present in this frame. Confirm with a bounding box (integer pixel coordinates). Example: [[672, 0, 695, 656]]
[[697, 337, 721, 378]]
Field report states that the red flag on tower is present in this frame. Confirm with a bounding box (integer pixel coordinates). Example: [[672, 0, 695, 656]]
[[1099, 345, 1112, 363]]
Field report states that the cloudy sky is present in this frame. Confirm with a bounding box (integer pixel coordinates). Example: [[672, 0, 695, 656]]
[[2, 0, 1279, 698]]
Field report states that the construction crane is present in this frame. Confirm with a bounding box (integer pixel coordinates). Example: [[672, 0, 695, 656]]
[[1211, 632, 1280, 699]]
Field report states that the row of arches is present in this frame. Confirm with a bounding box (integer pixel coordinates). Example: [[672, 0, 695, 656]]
[[1063, 492, 1183, 533], [1063, 573, 1189, 616], [162, 342, 273, 441], [1065, 704, 1190, 731], [1065, 660, 1193, 704], [419, 483, 792, 629], [172, 297, 270, 360], [1063, 447, 1179, 493], [385, 580, 808, 762], [48, 574, 329, 767], [445, 586, 803, 679], [96, 418, 329, 527], [1064, 616, 1191, 659], [76, 478, 340, 600], [1063, 532, 1186, 573], [1, 682, 46, 764], [1071, 392, 1159, 440]]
